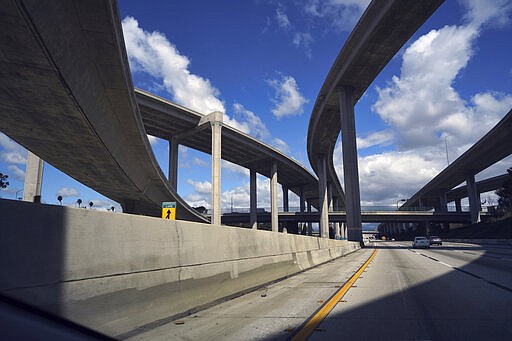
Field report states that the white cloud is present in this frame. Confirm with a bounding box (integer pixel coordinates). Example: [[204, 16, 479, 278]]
[[192, 157, 209, 168], [304, 0, 370, 31], [122, 17, 272, 141], [358, 151, 442, 205], [220, 176, 285, 211], [0, 133, 27, 165], [86, 199, 119, 211], [186, 179, 211, 194], [275, 7, 291, 29], [231, 103, 270, 140], [268, 75, 308, 119], [357, 130, 394, 150], [122, 16, 225, 115], [184, 194, 209, 209], [183, 173, 289, 211], [270, 137, 291, 154], [293, 32, 314, 58], [222, 160, 249, 177], [373, 16, 512, 152], [462, 0, 512, 28], [7, 165, 25, 181], [56, 187, 80, 198], [334, 143, 443, 205]]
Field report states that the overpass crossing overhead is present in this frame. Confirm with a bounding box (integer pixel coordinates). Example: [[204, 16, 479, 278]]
[[2, 0, 496, 241], [0, 0, 321, 228], [306, 0, 445, 240], [402, 108, 512, 223], [220, 210, 472, 225]]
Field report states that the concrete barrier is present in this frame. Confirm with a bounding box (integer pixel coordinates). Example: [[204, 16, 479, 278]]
[[0, 199, 361, 337]]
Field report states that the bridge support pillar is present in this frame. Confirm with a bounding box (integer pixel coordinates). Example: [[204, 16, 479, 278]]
[[307, 202, 313, 236], [438, 191, 448, 212], [338, 86, 362, 242], [270, 160, 279, 232], [168, 138, 179, 190], [210, 112, 223, 226], [250, 169, 257, 229], [23, 150, 44, 203], [455, 198, 462, 212], [299, 188, 306, 235], [317, 154, 329, 238], [299, 187, 306, 213], [327, 182, 334, 239], [282, 186, 289, 212], [334, 197, 341, 239], [466, 174, 481, 224]]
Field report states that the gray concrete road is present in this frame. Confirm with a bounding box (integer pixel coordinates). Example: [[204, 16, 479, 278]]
[[125, 242, 512, 340], [311, 241, 512, 341], [125, 249, 375, 341]]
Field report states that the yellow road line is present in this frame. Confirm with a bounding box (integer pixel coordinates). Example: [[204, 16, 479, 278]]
[[291, 248, 378, 341]]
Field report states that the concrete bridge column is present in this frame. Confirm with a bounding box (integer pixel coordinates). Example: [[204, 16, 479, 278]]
[[455, 198, 462, 212], [327, 182, 334, 238], [168, 138, 179, 190], [270, 160, 279, 232], [317, 154, 329, 238], [299, 187, 306, 235], [282, 186, 289, 212], [438, 191, 448, 212], [250, 169, 257, 229], [307, 202, 313, 236], [338, 86, 362, 242], [282, 186, 289, 233], [333, 197, 341, 239], [418, 198, 425, 210], [210, 112, 223, 226], [23, 150, 44, 203], [466, 174, 481, 224]]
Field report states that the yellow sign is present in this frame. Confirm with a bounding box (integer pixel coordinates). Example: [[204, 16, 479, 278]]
[[162, 202, 176, 220]]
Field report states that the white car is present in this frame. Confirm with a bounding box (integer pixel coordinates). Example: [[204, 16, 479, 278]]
[[412, 236, 430, 248]]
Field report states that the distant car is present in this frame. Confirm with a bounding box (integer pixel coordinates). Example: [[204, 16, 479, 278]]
[[429, 236, 442, 246], [412, 236, 430, 248]]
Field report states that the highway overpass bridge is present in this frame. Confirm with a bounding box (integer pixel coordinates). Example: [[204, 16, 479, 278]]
[[306, 1, 445, 241], [401, 109, 512, 223], [2, 0, 506, 240], [0, 0, 322, 232], [221, 210, 473, 225], [3, 0, 511, 339]]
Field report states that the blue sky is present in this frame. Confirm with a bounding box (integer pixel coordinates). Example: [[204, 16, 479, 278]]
[[1, 0, 511, 212]]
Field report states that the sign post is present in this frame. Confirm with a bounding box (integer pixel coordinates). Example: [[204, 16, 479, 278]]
[[162, 202, 176, 220]]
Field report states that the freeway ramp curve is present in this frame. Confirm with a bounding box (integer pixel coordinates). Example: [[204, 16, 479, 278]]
[[0, 0, 207, 221]]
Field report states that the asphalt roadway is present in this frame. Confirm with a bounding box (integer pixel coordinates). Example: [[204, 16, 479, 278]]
[[126, 240, 512, 341]]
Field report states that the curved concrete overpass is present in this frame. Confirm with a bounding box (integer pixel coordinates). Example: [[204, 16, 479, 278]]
[[402, 108, 512, 221], [0, 0, 206, 221], [0, 0, 320, 224], [307, 0, 444, 239], [135, 89, 321, 209]]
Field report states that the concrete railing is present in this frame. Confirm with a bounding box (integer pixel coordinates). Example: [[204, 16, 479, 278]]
[[0, 199, 361, 338]]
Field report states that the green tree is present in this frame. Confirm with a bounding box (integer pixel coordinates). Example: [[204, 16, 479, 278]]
[[496, 168, 512, 215], [0, 173, 9, 189]]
